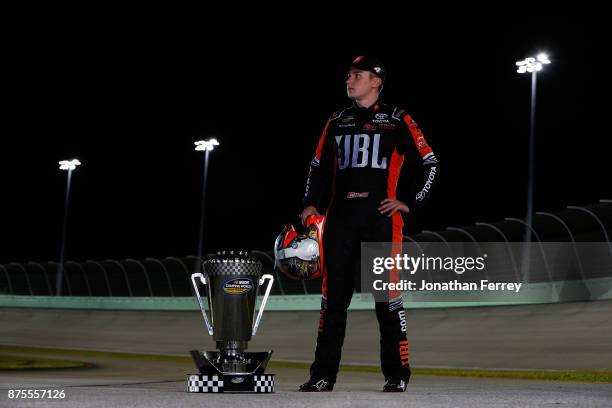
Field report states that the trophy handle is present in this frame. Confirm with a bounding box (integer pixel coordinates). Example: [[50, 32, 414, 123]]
[[191, 272, 214, 335], [252, 274, 274, 336]]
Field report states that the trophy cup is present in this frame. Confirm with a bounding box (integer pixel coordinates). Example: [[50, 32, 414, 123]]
[[187, 251, 276, 393]]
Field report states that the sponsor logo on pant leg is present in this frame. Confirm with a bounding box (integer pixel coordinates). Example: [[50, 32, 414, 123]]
[[399, 340, 410, 367], [389, 297, 404, 312], [398, 310, 407, 332], [398, 310, 409, 366], [318, 297, 327, 334], [318, 309, 326, 334]]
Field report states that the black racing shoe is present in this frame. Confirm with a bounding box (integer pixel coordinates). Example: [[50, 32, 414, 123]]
[[382, 378, 408, 392], [298, 377, 334, 392]]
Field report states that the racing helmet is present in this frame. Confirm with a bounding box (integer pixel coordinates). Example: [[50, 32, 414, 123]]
[[274, 215, 325, 280]]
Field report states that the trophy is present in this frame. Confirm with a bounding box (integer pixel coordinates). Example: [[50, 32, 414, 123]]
[[187, 251, 276, 393]]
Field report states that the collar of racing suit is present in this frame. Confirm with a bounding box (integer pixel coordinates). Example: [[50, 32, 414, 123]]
[[352, 97, 383, 114]]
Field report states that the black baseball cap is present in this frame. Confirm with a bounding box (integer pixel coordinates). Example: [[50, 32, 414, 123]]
[[349, 55, 386, 82]]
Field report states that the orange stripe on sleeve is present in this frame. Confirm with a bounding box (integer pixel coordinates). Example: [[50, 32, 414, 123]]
[[403, 114, 433, 157]]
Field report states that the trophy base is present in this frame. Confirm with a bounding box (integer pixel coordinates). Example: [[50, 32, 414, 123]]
[[187, 350, 275, 393], [187, 373, 275, 393]]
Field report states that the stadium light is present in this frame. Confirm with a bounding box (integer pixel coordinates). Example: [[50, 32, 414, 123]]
[[58, 159, 81, 171], [56, 158, 82, 295], [194, 138, 219, 152], [194, 138, 220, 262], [515, 53, 552, 247], [515, 53, 551, 73]]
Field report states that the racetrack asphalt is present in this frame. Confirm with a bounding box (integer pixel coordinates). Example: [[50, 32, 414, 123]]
[[1, 301, 611, 407]]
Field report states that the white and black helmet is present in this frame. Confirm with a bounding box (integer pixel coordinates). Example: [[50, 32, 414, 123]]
[[273, 215, 326, 280]]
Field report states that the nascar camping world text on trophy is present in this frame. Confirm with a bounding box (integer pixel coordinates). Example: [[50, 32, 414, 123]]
[[187, 251, 276, 393]]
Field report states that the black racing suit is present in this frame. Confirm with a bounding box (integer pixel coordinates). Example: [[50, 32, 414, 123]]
[[303, 99, 440, 383]]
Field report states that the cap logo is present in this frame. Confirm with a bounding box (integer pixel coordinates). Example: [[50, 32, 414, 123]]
[[373, 67, 381, 73]]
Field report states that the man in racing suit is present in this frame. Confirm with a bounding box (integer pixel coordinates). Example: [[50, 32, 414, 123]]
[[298, 56, 440, 392]]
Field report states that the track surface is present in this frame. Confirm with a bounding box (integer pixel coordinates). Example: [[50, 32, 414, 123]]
[[1, 301, 611, 407], [1, 300, 611, 370], [1, 361, 611, 408]]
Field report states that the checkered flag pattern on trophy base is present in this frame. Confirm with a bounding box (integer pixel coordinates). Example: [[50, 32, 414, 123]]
[[254, 375, 275, 393], [187, 374, 224, 393]]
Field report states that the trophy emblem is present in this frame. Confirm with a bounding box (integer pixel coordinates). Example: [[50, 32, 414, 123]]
[[187, 251, 276, 393]]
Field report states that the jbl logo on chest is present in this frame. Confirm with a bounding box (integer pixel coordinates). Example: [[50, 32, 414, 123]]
[[335, 134, 387, 170]]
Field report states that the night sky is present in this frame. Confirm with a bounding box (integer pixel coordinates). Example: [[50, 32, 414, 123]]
[[3, 16, 609, 263]]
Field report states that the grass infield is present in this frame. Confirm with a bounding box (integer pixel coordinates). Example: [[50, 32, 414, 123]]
[[0, 353, 89, 370], [0, 344, 609, 383]]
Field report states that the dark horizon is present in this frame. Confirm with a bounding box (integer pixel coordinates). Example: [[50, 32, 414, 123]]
[[3, 16, 610, 263]]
